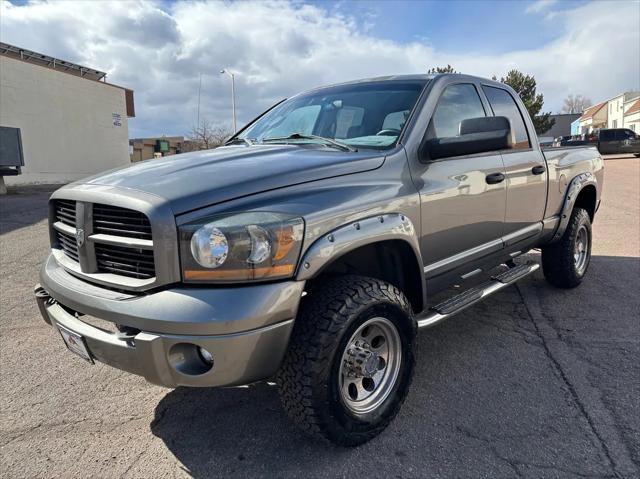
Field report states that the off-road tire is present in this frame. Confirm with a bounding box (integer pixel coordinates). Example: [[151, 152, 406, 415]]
[[542, 207, 592, 288], [276, 275, 416, 446]]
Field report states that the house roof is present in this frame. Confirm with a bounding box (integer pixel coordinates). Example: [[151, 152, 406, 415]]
[[624, 99, 640, 116], [579, 102, 606, 121]]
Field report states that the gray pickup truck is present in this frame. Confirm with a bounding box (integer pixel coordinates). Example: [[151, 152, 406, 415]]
[[35, 74, 603, 446]]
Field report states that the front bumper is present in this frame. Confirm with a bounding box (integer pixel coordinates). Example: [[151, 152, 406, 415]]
[[36, 254, 304, 387]]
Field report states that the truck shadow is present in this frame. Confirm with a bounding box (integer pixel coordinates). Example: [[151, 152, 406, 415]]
[[0, 185, 54, 235], [150, 254, 639, 478]]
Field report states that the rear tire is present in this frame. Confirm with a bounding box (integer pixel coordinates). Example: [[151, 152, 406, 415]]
[[277, 275, 416, 446], [541, 207, 592, 288]]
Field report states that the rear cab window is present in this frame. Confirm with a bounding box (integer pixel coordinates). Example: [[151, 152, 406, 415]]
[[482, 86, 531, 149], [599, 130, 615, 141]]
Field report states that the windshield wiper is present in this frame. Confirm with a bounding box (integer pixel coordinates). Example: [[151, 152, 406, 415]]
[[261, 133, 357, 152], [225, 137, 255, 146]]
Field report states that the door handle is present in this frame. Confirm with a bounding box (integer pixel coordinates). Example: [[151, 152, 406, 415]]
[[531, 165, 546, 175], [485, 172, 505, 184]]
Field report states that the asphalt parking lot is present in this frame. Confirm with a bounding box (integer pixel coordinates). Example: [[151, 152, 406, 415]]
[[1, 157, 638, 478]]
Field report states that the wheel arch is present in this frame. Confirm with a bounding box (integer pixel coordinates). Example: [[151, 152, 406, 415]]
[[296, 214, 425, 313], [551, 172, 597, 243], [574, 184, 597, 222]]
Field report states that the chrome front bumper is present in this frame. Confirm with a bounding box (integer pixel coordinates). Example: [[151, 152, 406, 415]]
[[36, 254, 304, 388]]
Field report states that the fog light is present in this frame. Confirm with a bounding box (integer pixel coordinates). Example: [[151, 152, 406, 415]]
[[198, 347, 214, 365]]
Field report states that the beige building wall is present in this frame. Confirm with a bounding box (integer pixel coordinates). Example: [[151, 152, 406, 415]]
[[0, 56, 130, 185]]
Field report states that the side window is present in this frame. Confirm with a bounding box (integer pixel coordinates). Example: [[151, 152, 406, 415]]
[[619, 129, 636, 139], [429, 84, 486, 138], [482, 86, 531, 149], [335, 106, 365, 139], [600, 130, 615, 141]]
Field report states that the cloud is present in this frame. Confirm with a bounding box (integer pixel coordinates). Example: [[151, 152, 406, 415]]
[[1, 0, 638, 137], [525, 0, 558, 14]]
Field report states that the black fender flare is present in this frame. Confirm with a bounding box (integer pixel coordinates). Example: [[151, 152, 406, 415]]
[[551, 172, 597, 242], [296, 213, 426, 310]]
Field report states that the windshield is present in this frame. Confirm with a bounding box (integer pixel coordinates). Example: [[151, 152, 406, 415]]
[[238, 81, 427, 150]]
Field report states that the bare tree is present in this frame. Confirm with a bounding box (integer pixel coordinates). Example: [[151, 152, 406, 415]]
[[562, 94, 591, 114], [185, 119, 232, 151]]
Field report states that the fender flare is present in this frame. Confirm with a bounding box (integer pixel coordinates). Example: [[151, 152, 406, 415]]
[[551, 172, 597, 242], [296, 213, 426, 309]]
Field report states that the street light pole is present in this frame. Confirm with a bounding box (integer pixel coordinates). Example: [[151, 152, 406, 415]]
[[220, 69, 237, 133]]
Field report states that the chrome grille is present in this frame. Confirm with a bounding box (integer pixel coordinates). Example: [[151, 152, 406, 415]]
[[55, 200, 76, 227], [95, 243, 155, 279], [93, 204, 152, 240], [56, 230, 79, 262], [51, 200, 156, 282]]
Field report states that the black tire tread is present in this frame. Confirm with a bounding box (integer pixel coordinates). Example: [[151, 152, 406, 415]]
[[276, 275, 414, 446], [541, 207, 591, 288]]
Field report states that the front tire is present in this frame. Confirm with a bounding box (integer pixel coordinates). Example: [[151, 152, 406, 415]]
[[277, 275, 416, 446], [541, 207, 592, 288]]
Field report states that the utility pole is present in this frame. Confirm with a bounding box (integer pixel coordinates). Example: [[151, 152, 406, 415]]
[[220, 69, 237, 133], [196, 73, 202, 128]]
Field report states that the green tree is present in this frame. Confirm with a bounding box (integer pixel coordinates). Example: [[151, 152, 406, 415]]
[[498, 69, 555, 134], [427, 64, 457, 74]]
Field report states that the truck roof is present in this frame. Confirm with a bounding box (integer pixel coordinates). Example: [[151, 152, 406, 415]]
[[305, 73, 506, 92]]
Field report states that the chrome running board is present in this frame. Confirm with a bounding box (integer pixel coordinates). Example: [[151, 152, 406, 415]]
[[416, 262, 540, 329]]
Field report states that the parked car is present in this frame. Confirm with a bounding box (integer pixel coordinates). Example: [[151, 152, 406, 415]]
[[595, 128, 640, 156], [35, 74, 604, 446], [538, 136, 555, 147], [553, 135, 573, 147]]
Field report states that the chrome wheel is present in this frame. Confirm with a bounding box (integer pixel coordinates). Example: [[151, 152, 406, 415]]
[[574, 225, 589, 274], [339, 317, 402, 415]]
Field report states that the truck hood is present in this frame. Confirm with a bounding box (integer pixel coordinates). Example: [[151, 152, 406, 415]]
[[80, 144, 385, 214]]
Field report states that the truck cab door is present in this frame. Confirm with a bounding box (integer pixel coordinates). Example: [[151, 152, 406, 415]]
[[597, 129, 616, 154], [618, 129, 639, 155], [480, 85, 547, 245], [416, 82, 507, 282]]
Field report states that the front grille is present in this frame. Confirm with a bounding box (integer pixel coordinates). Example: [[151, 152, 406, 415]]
[[95, 243, 155, 279], [56, 230, 79, 262], [55, 200, 76, 227], [52, 200, 156, 282], [93, 204, 152, 240]]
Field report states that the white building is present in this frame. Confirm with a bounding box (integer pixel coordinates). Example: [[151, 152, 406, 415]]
[[624, 99, 640, 132], [0, 42, 134, 185], [606, 91, 640, 129]]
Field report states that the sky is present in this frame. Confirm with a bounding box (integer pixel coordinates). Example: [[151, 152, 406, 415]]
[[1, 0, 639, 138]]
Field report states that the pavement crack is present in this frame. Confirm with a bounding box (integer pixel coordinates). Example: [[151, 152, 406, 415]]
[[515, 283, 629, 479], [455, 425, 523, 477]]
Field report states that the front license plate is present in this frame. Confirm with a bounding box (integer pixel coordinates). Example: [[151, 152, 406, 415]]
[[57, 325, 94, 363]]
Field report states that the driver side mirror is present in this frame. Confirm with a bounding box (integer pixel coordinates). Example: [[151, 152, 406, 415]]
[[424, 116, 513, 161]]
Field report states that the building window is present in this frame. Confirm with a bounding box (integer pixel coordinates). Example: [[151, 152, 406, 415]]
[[631, 124, 636, 132], [612, 119, 617, 128]]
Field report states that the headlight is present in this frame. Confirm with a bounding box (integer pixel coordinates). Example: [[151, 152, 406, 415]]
[[180, 212, 304, 283]]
